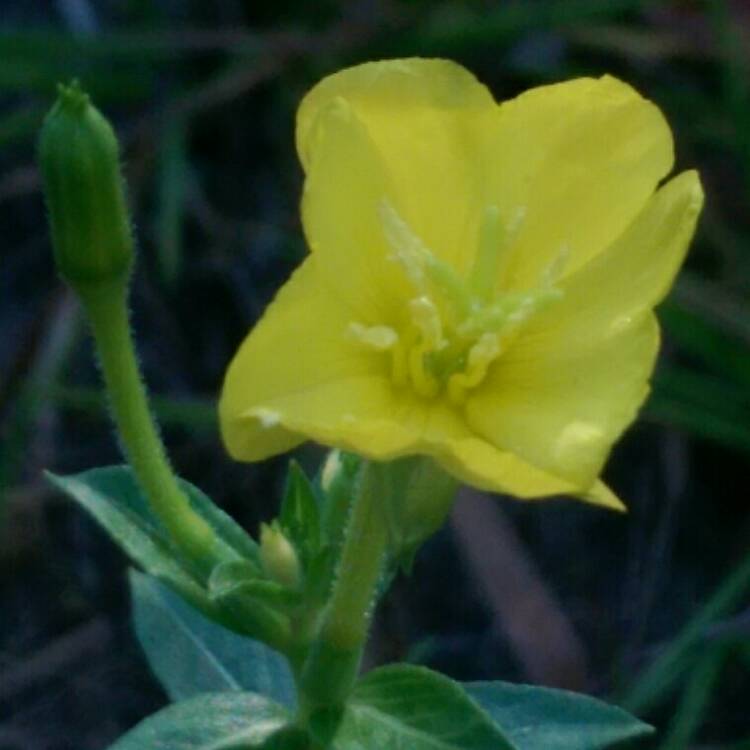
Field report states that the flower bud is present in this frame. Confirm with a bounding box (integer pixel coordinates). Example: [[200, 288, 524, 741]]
[[382, 457, 458, 572], [39, 81, 133, 288], [259, 522, 301, 589]]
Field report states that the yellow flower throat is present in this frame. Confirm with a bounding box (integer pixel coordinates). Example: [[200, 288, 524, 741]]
[[349, 200, 566, 406]]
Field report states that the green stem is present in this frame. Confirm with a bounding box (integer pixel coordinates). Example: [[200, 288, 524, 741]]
[[620, 548, 750, 713], [324, 462, 388, 650], [79, 279, 225, 577], [300, 461, 389, 709]]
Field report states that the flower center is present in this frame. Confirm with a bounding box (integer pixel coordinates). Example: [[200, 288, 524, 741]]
[[349, 200, 566, 405]]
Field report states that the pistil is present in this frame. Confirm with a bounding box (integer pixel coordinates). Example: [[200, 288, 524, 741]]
[[356, 197, 565, 405]]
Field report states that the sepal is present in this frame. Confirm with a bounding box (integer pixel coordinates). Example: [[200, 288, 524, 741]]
[[39, 81, 134, 289], [279, 460, 322, 569]]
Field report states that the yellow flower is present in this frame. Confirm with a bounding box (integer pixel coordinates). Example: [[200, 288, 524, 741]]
[[219, 59, 703, 509]]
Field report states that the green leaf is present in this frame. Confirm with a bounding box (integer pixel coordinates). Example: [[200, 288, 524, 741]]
[[256, 726, 311, 750], [131, 571, 295, 709], [465, 681, 653, 749], [620, 550, 750, 713], [210, 570, 303, 613], [48, 464, 260, 572], [108, 692, 289, 750], [279, 461, 321, 567], [182, 475, 260, 564], [660, 300, 750, 389], [46, 466, 208, 607], [303, 544, 337, 607], [659, 647, 725, 750], [311, 664, 516, 749], [647, 365, 750, 455]]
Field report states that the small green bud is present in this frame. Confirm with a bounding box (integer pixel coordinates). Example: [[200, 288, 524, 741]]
[[260, 522, 301, 589], [39, 80, 133, 288], [381, 457, 458, 572]]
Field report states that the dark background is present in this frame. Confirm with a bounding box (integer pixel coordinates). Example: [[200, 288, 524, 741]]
[[1, 1, 749, 748]]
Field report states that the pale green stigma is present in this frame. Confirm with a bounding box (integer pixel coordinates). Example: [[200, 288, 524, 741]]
[[355, 198, 564, 404]]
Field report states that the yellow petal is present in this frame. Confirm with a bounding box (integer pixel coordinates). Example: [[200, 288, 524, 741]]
[[297, 58, 496, 272], [466, 169, 702, 488], [220, 255, 390, 461], [549, 170, 703, 340], [581, 482, 626, 512], [220, 258, 475, 463], [300, 96, 409, 323], [467, 314, 659, 489], [505, 170, 702, 357], [482, 75, 674, 291]]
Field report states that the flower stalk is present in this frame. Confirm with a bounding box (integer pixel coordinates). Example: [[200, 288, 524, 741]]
[[79, 281, 225, 577], [300, 461, 389, 709], [40, 82, 227, 578]]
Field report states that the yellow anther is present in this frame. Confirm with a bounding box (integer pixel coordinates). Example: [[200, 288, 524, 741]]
[[447, 333, 501, 405], [348, 322, 398, 351], [408, 340, 441, 398]]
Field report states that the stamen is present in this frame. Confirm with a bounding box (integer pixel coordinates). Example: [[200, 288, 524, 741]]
[[379, 200, 427, 292], [457, 294, 521, 337], [423, 256, 473, 320], [408, 339, 441, 398], [409, 296, 445, 351], [380, 199, 473, 319], [506, 288, 563, 325], [447, 333, 501, 405], [540, 243, 570, 287], [364, 200, 565, 404], [348, 322, 398, 351], [391, 337, 409, 387], [469, 205, 525, 302]]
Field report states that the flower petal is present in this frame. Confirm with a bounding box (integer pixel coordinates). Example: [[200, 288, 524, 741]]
[[466, 170, 702, 487], [435, 436, 625, 510], [300, 95, 409, 323], [482, 75, 674, 291], [220, 255, 392, 461], [298, 58, 496, 272], [550, 170, 703, 337], [468, 314, 659, 489]]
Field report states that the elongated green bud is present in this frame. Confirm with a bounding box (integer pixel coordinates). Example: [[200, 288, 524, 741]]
[[39, 80, 133, 289], [260, 522, 302, 589]]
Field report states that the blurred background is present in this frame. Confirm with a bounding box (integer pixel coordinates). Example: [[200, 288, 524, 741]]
[[1, 1, 749, 748]]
